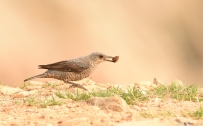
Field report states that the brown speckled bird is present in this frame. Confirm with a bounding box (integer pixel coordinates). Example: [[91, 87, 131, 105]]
[[24, 52, 119, 90]]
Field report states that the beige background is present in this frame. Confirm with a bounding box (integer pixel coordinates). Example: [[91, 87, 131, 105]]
[[0, 0, 203, 86]]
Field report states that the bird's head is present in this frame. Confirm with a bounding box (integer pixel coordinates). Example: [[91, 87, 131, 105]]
[[88, 52, 119, 64]]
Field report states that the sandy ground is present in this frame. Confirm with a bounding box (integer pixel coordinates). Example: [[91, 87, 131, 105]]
[[0, 81, 203, 126]]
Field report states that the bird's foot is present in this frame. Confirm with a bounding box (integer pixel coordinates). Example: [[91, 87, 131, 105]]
[[69, 84, 87, 90]]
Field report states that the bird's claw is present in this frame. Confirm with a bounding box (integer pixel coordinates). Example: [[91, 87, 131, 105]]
[[69, 84, 87, 90]]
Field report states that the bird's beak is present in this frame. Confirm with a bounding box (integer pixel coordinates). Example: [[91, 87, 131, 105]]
[[105, 56, 119, 63], [105, 56, 114, 62]]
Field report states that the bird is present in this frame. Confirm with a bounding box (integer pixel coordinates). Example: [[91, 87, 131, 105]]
[[24, 52, 119, 90]]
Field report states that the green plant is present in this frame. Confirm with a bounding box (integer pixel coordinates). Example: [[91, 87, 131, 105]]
[[56, 90, 90, 101], [40, 96, 63, 108], [65, 92, 75, 99], [74, 90, 90, 101], [23, 97, 37, 106], [56, 87, 123, 101], [55, 91, 66, 99], [190, 106, 203, 119], [121, 87, 149, 105], [42, 83, 52, 88], [90, 86, 123, 97], [153, 84, 168, 98], [20, 82, 29, 89], [153, 83, 203, 102], [169, 84, 202, 102]]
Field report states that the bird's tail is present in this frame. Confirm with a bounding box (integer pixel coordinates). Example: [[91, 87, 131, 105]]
[[24, 74, 47, 82]]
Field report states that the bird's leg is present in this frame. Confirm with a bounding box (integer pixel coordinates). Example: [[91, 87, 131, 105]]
[[66, 81, 87, 90]]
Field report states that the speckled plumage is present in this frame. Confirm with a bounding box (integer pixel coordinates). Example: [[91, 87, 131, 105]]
[[24, 52, 116, 85]]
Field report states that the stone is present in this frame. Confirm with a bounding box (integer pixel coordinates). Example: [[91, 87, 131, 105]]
[[176, 117, 197, 125], [26, 85, 42, 90], [153, 78, 164, 85], [87, 96, 130, 112], [73, 78, 96, 85], [0, 85, 23, 95], [13, 90, 38, 98], [29, 81, 45, 85], [95, 83, 111, 88]]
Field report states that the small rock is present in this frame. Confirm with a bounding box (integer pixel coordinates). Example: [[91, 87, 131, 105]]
[[87, 96, 130, 112], [57, 121, 63, 124], [176, 117, 197, 125], [9, 123, 19, 126], [96, 83, 111, 88], [47, 80, 63, 84], [13, 90, 38, 98], [0, 85, 23, 95], [29, 81, 45, 85], [153, 78, 164, 85], [39, 115, 45, 119], [26, 85, 42, 90]]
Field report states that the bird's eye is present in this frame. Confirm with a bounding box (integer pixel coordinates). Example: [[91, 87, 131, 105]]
[[99, 55, 103, 59]]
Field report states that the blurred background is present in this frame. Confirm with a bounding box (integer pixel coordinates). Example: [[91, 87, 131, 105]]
[[0, 0, 203, 86]]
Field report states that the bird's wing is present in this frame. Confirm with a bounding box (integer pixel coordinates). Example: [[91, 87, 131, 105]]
[[38, 60, 89, 72]]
